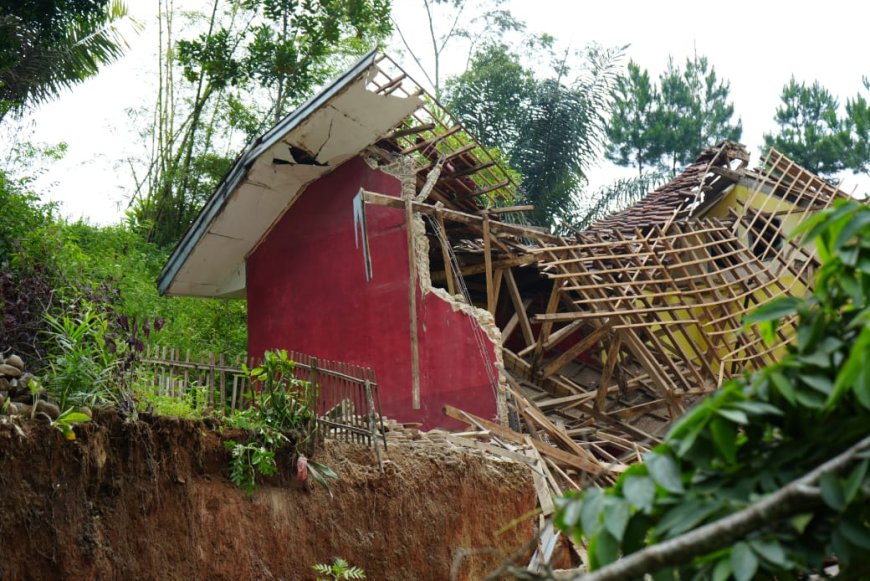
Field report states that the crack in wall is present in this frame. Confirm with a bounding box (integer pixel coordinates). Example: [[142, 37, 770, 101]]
[[374, 154, 508, 423]]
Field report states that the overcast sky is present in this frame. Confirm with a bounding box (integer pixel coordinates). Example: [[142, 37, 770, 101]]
[[15, 0, 870, 224]]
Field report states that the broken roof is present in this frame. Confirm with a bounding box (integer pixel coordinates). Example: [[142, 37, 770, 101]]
[[158, 50, 520, 298]]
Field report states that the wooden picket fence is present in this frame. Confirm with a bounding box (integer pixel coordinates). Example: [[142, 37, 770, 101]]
[[137, 346, 388, 455]]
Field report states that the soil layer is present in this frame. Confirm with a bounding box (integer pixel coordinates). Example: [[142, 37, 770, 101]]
[[0, 411, 536, 580]]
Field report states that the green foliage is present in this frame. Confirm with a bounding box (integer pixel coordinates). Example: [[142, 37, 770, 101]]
[[553, 199, 870, 578], [445, 42, 623, 228], [224, 432, 281, 495], [134, 376, 209, 419], [133, 0, 392, 247], [223, 349, 333, 496], [312, 557, 366, 581], [606, 53, 742, 175], [2, 163, 246, 376], [42, 305, 118, 410], [0, 0, 136, 121], [444, 44, 536, 154], [763, 77, 849, 178], [51, 407, 92, 441], [242, 349, 316, 432]]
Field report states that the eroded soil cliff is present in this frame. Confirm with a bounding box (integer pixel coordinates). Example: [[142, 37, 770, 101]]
[[0, 411, 535, 580]]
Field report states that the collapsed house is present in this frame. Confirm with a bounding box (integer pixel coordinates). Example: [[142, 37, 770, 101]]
[[158, 50, 848, 484]]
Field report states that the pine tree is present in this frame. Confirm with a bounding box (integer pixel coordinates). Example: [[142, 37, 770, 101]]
[[605, 60, 660, 176], [605, 54, 742, 175], [763, 78, 848, 177]]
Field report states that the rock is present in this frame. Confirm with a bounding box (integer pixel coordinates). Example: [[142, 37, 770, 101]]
[[4, 355, 23, 371], [0, 364, 21, 378], [0, 378, 12, 392], [8, 402, 32, 417], [13, 393, 32, 405], [19, 372, 34, 388], [35, 400, 60, 420]]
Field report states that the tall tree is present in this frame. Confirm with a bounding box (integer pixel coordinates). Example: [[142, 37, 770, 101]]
[[606, 54, 742, 175], [392, 0, 523, 99], [605, 60, 660, 176], [844, 77, 870, 177], [443, 43, 535, 153], [0, 0, 136, 122], [130, 0, 391, 247], [445, 43, 622, 228], [763, 77, 848, 177]]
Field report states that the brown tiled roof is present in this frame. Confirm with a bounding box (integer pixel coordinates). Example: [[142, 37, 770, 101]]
[[587, 141, 750, 234]]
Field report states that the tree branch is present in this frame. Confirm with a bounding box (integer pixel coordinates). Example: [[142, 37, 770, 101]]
[[562, 435, 870, 581]]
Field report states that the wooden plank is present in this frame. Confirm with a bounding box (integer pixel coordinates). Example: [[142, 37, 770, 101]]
[[540, 324, 610, 380], [405, 197, 421, 409], [595, 338, 621, 411], [443, 405, 603, 474], [504, 268, 534, 347], [483, 217, 495, 314]]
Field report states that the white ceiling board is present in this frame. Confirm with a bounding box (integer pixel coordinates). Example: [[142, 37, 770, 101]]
[[165, 66, 422, 298]]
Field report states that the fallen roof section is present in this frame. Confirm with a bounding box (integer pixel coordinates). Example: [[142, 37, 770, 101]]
[[414, 143, 851, 491]]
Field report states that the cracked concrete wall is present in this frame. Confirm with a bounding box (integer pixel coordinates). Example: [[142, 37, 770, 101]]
[[374, 153, 508, 425]]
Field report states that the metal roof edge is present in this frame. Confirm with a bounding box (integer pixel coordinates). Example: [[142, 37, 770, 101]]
[[157, 47, 380, 295]]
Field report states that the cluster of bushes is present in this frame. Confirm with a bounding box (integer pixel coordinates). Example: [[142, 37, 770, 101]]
[[0, 168, 247, 369]]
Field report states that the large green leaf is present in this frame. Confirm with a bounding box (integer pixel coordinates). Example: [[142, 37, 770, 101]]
[[730, 542, 759, 581], [645, 452, 684, 494]]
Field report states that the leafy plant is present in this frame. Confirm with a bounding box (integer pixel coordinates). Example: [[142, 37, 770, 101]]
[[224, 433, 280, 495], [223, 350, 335, 496], [51, 407, 92, 441], [43, 305, 118, 410], [134, 375, 208, 419], [312, 557, 366, 581], [552, 199, 870, 579], [242, 349, 316, 432]]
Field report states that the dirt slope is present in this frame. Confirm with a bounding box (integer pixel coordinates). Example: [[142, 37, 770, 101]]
[[0, 411, 535, 580]]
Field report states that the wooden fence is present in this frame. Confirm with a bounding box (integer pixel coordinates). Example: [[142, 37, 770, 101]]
[[137, 347, 388, 454]]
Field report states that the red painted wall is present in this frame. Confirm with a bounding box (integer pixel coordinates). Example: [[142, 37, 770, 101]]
[[246, 157, 499, 429]]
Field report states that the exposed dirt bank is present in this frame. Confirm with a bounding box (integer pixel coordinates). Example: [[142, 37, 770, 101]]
[[0, 411, 536, 580]]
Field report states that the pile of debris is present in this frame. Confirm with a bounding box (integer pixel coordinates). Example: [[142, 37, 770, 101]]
[[0, 352, 60, 420]]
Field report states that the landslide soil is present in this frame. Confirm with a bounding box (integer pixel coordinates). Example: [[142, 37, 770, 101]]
[[0, 411, 536, 580]]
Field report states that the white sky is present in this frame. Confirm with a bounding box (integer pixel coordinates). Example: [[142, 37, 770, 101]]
[[15, 0, 870, 224]]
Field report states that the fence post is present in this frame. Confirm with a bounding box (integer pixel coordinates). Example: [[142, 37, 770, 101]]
[[365, 379, 384, 473], [308, 357, 319, 446], [219, 352, 226, 415], [207, 351, 216, 407]]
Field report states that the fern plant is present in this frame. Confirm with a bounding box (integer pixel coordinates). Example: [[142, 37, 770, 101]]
[[312, 557, 366, 581]]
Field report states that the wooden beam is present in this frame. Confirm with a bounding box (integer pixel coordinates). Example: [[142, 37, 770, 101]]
[[504, 268, 534, 347], [443, 405, 603, 474], [363, 190, 561, 243], [483, 217, 495, 314], [540, 324, 610, 380], [430, 254, 537, 282], [405, 197, 421, 409], [531, 280, 563, 365]]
